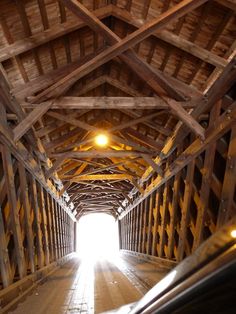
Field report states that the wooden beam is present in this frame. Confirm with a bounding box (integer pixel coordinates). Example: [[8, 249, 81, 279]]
[[112, 6, 228, 69], [166, 98, 205, 140], [22, 96, 199, 110], [141, 154, 163, 176], [13, 101, 53, 141], [71, 189, 125, 194], [12, 48, 106, 101], [71, 174, 134, 182], [32, 0, 208, 103], [51, 150, 154, 159]]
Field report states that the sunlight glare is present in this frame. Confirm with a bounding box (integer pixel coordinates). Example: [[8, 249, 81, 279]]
[[77, 213, 119, 260]]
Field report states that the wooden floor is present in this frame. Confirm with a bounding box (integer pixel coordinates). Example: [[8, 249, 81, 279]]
[[8, 254, 168, 314]]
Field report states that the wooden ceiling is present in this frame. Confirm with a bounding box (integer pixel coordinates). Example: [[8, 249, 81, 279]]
[[0, 0, 235, 219]]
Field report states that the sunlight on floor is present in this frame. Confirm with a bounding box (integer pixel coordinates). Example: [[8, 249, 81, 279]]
[[76, 213, 119, 260]]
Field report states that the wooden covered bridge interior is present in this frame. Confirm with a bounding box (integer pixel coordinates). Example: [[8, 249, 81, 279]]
[[0, 0, 236, 313]]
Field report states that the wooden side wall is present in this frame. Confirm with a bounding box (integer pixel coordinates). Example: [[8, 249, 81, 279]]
[[0, 145, 75, 290], [119, 97, 236, 263]]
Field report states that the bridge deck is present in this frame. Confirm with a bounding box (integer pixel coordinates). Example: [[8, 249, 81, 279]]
[[8, 254, 168, 314]]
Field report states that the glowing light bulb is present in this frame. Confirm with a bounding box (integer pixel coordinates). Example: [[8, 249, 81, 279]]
[[230, 229, 236, 238], [95, 134, 108, 147]]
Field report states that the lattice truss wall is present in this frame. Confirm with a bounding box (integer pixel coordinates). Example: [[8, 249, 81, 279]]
[[0, 147, 75, 289], [0, 99, 75, 291], [119, 95, 236, 263]]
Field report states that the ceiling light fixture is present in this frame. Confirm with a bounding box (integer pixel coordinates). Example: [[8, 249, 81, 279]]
[[230, 229, 236, 238], [95, 133, 109, 147]]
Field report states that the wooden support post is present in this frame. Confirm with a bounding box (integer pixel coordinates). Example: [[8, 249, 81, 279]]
[[49, 195, 57, 260], [141, 199, 148, 253], [138, 203, 143, 253], [0, 205, 12, 288], [158, 178, 170, 258], [44, 192, 54, 262], [193, 102, 221, 250], [217, 126, 236, 228], [2, 146, 26, 279], [18, 163, 35, 273], [134, 206, 139, 252], [38, 185, 50, 265], [177, 160, 195, 262], [30, 177, 44, 268], [167, 172, 181, 259], [151, 190, 161, 256], [146, 195, 153, 255]]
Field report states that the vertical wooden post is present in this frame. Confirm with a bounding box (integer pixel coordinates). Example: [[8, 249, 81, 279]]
[[193, 102, 221, 249], [44, 192, 54, 262], [0, 205, 12, 287], [18, 163, 35, 273], [49, 195, 57, 260], [177, 160, 195, 262], [142, 199, 148, 253], [118, 219, 122, 250], [135, 206, 139, 252], [30, 177, 44, 268], [138, 203, 143, 253], [147, 194, 153, 255], [167, 173, 181, 259], [38, 184, 50, 265], [217, 126, 236, 228], [2, 146, 26, 279]]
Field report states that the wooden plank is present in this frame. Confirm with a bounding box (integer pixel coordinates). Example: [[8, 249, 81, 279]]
[[18, 163, 35, 273], [38, 185, 50, 265], [158, 164, 170, 259], [49, 196, 57, 260], [167, 172, 181, 259], [146, 194, 153, 255], [44, 192, 55, 262], [1, 146, 26, 279], [141, 199, 148, 253], [13, 101, 53, 142], [51, 151, 153, 159], [177, 160, 195, 261], [30, 177, 44, 268], [151, 191, 160, 256]]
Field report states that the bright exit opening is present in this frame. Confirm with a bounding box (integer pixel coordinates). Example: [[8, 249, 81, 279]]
[[76, 213, 119, 259]]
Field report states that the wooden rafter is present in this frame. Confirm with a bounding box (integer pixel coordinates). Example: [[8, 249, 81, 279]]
[[30, 0, 209, 103]]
